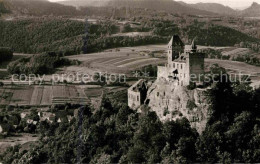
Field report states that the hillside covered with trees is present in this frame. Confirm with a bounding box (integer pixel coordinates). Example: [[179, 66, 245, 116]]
[[0, 18, 259, 55], [1, 70, 260, 163]]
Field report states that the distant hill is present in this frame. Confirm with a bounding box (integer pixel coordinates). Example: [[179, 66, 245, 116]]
[[58, 0, 215, 16], [240, 2, 260, 17], [57, 0, 109, 7], [1, 0, 82, 16], [177, 1, 238, 16]]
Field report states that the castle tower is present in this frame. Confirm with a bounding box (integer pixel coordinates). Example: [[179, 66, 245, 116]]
[[186, 39, 205, 85], [167, 35, 184, 66]]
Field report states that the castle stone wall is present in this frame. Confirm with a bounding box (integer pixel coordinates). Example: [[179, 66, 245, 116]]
[[128, 90, 141, 110], [157, 66, 168, 79], [146, 78, 211, 134]]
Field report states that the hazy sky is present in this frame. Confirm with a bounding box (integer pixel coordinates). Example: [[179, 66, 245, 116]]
[[48, 0, 260, 9]]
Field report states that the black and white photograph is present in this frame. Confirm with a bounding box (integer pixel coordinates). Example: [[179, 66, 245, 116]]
[[0, 0, 260, 163]]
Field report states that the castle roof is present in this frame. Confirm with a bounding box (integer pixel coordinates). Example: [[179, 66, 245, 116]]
[[168, 35, 184, 47], [129, 79, 147, 92], [173, 53, 186, 63]]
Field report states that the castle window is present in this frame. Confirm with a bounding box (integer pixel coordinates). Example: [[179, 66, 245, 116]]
[[177, 64, 179, 69], [181, 81, 183, 86], [181, 64, 182, 69], [137, 96, 139, 101], [173, 63, 175, 68], [157, 92, 159, 97]]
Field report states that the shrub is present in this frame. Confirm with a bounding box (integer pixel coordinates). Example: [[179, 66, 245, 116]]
[[163, 108, 169, 116], [186, 100, 197, 110], [0, 47, 13, 63], [187, 82, 196, 90], [7, 52, 73, 75]]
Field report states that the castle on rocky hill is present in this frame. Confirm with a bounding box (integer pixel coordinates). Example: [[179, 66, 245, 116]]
[[158, 35, 205, 86], [128, 35, 211, 133]]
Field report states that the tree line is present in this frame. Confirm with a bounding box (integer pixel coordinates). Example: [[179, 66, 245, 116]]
[[1, 18, 259, 56], [1, 69, 260, 163]]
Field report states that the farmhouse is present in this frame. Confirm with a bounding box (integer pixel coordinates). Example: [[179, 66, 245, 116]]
[[38, 112, 56, 123]]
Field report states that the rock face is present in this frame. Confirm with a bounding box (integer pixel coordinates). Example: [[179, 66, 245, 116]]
[[146, 77, 212, 134]]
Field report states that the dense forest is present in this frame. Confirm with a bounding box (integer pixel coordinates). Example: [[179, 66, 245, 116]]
[[184, 21, 259, 46], [0, 18, 85, 55], [7, 52, 76, 75], [1, 68, 260, 163], [0, 18, 259, 55]]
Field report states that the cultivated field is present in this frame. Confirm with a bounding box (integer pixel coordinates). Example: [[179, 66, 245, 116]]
[[64, 44, 260, 76], [0, 85, 94, 106], [205, 59, 260, 75], [64, 45, 167, 76], [1, 44, 260, 107]]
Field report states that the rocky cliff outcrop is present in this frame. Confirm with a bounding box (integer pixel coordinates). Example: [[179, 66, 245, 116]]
[[146, 77, 212, 134]]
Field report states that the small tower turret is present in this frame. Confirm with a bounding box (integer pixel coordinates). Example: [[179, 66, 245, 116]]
[[191, 38, 197, 52], [167, 35, 184, 65]]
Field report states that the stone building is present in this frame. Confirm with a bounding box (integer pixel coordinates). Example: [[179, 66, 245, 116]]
[[128, 35, 205, 109], [127, 35, 210, 133], [128, 79, 148, 110], [158, 35, 205, 86]]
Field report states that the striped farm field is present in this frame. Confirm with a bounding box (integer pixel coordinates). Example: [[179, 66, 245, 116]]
[[10, 86, 33, 105], [117, 58, 163, 68], [0, 85, 93, 106], [41, 86, 53, 105], [112, 57, 148, 66], [68, 86, 78, 98], [84, 88, 103, 98], [64, 45, 168, 75], [30, 86, 44, 105], [100, 57, 129, 64], [52, 85, 66, 98], [76, 86, 87, 97]]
